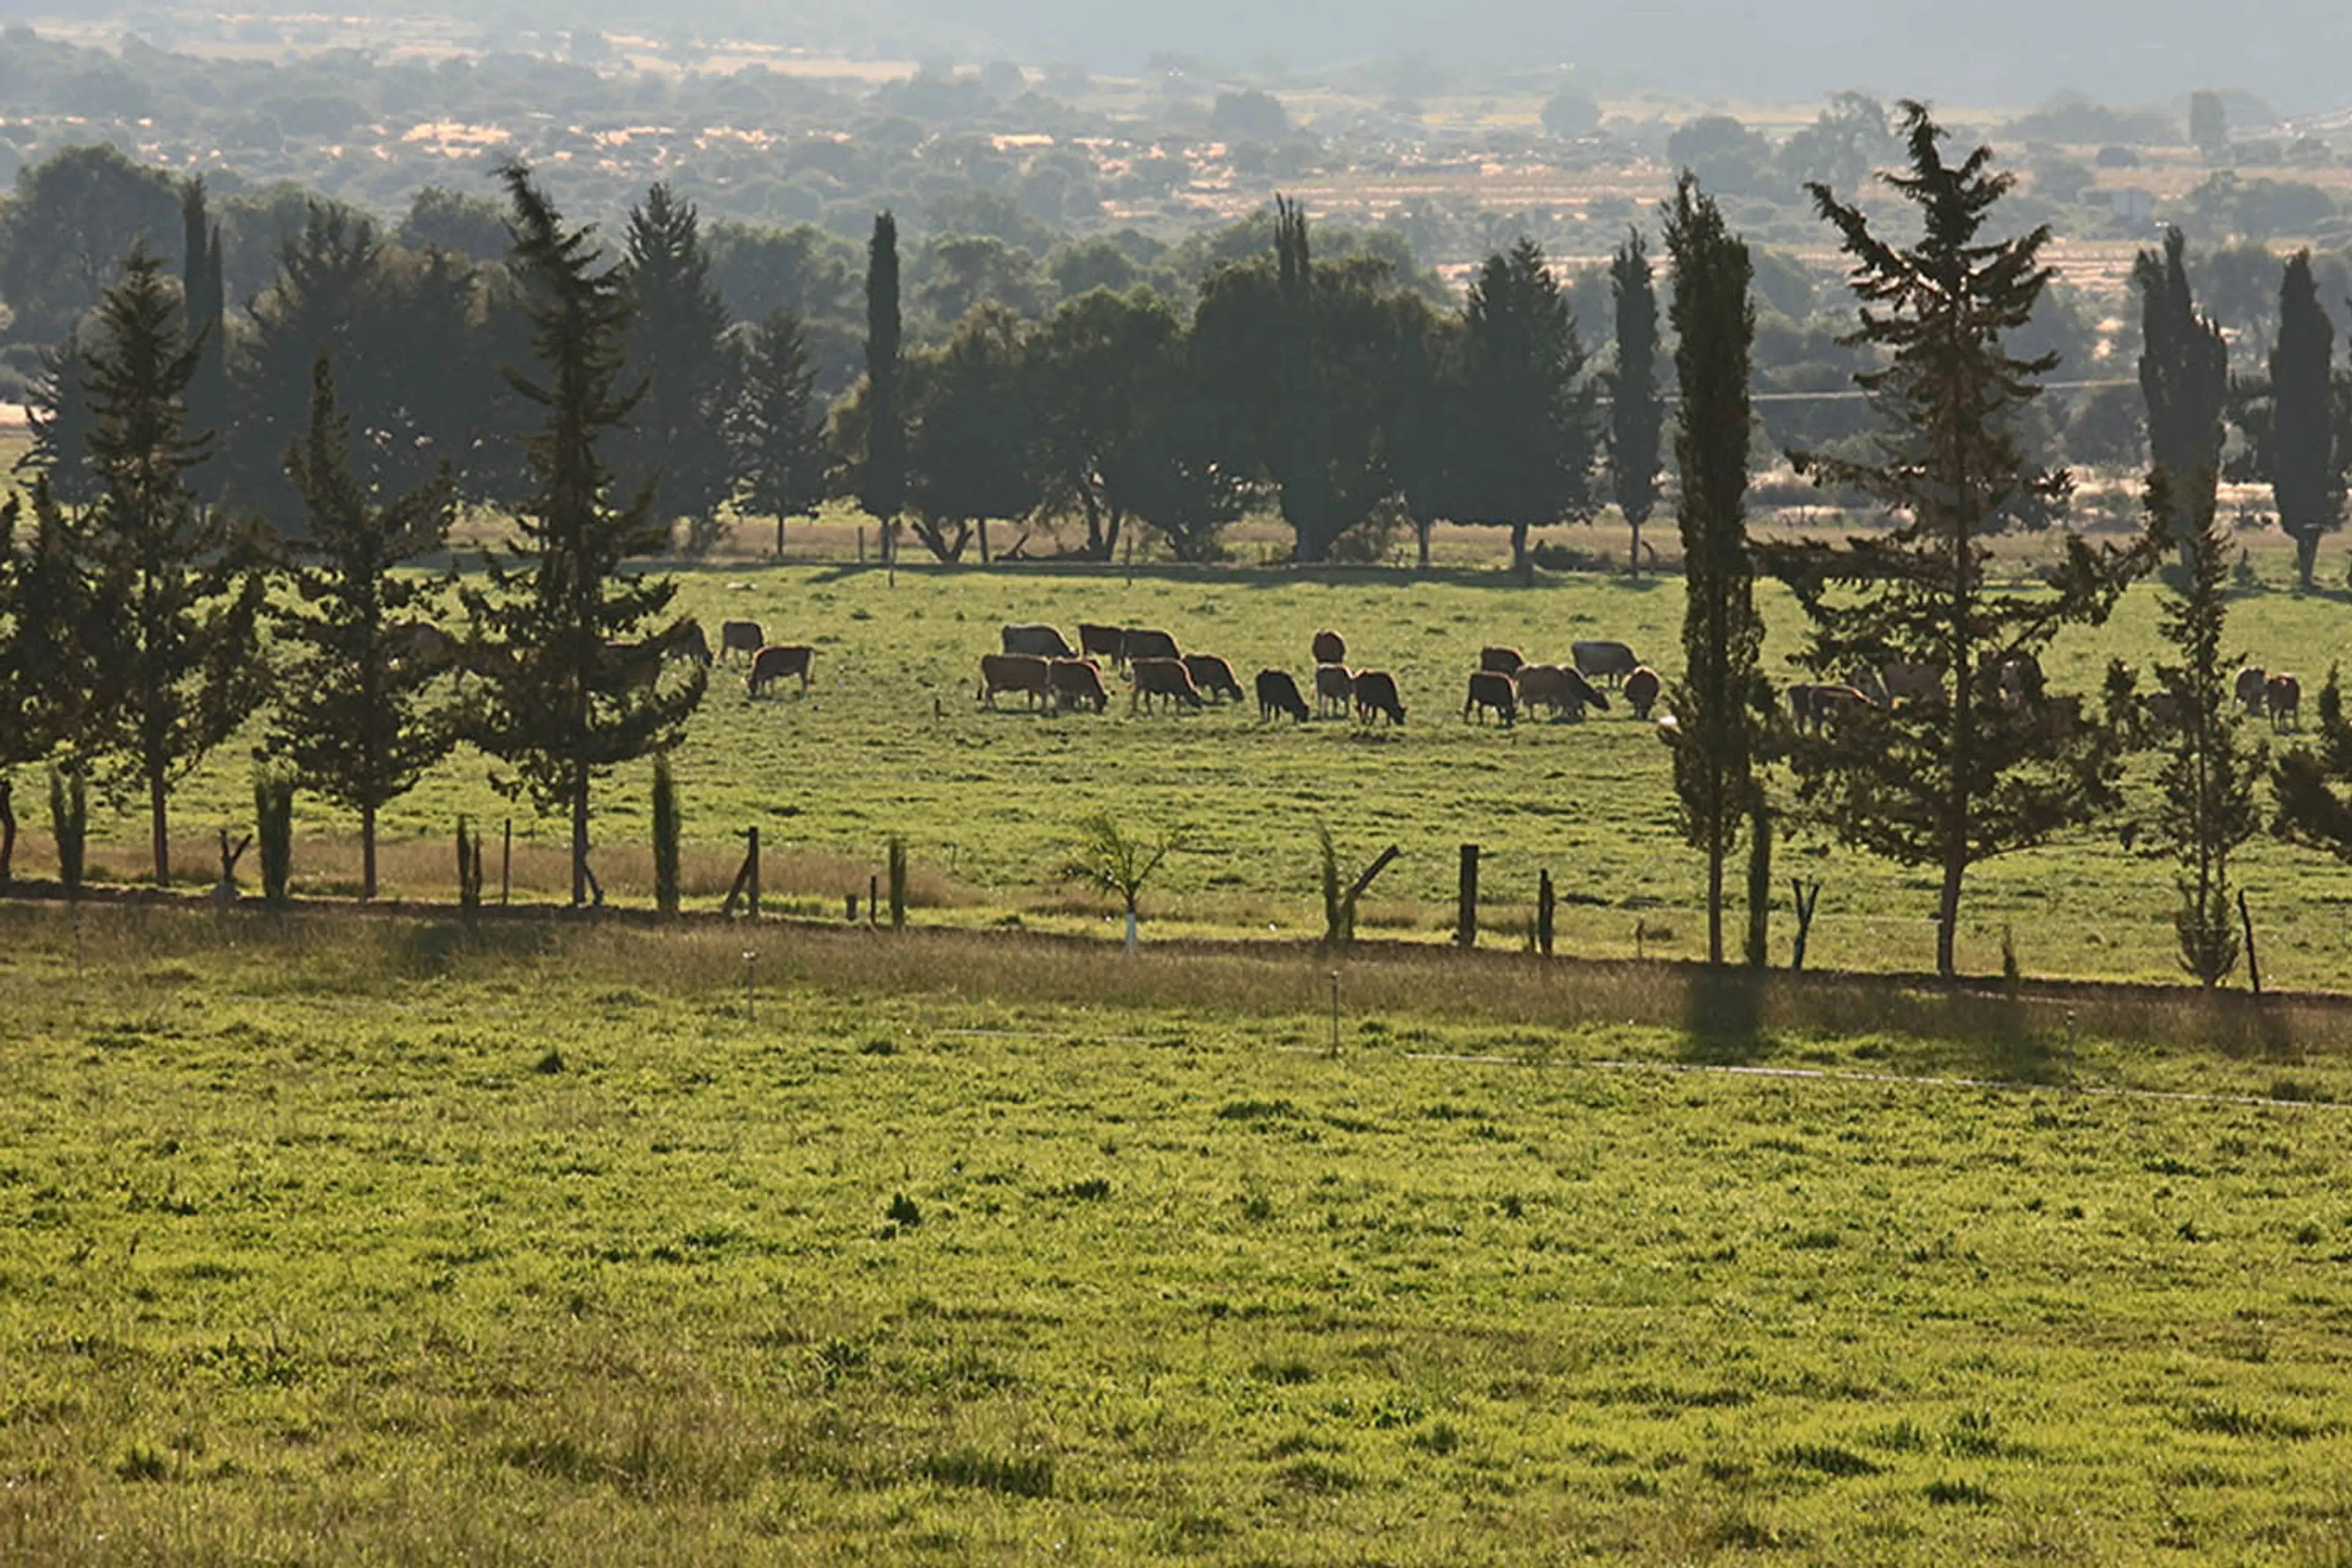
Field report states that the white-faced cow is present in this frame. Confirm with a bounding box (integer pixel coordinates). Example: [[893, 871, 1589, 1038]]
[[748, 643, 815, 697], [1256, 668, 1310, 723], [2235, 666, 2269, 717]]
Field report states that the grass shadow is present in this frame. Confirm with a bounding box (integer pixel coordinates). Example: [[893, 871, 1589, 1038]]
[[1682, 969, 1770, 1063]]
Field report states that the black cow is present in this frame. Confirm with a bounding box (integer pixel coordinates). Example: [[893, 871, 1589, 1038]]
[[1256, 668, 1310, 723], [1354, 669, 1405, 727], [1465, 670, 1517, 726]]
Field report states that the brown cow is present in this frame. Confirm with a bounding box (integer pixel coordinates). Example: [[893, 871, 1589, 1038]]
[[1256, 668, 1310, 723], [1123, 627, 1180, 663], [1314, 663, 1355, 717], [1182, 653, 1245, 703], [976, 652, 1049, 709], [1623, 666, 1663, 720], [2235, 666, 2268, 716], [749, 643, 815, 696], [1129, 656, 1203, 712], [1571, 639, 1640, 687], [1311, 629, 1346, 666], [1479, 646, 1525, 675], [1002, 622, 1076, 659], [2267, 672, 2302, 730], [1079, 622, 1126, 666], [1464, 670, 1517, 726], [1790, 682, 1874, 733], [1354, 669, 1405, 727], [720, 619, 765, 663], [1048, 658, 1108, 713], [1516, 663, 1608, 719]]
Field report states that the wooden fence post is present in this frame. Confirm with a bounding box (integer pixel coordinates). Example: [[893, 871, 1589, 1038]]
[[2239, 888, 2261, 997], [1537, 869, 1555, 958], [500, 817, 512, 905], [1455, 844, 1479, 949], [746, 827, 760, 919]]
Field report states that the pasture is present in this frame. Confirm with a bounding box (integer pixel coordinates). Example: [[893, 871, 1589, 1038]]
[[35, 522, 2352, 990], [5, 905, 2352, 1562]]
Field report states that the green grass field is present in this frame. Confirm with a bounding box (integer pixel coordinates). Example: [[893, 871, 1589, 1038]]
[[21, 517, 2352, 988], [6, 906, 2352, 1563]]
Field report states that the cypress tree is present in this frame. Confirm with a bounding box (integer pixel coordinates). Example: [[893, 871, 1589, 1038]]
[[618, 182, 735, 551], [267, 355, 459, 900], [1270, 195, 1338, 563], [2271, 251, 2342, 587], [1454, 237, 1596, 579], [861, 212, 906, 549], [1607, 227, 1665, 577], [1660, 176, 1762, 967], [1761, 103, 2155, 977], [2136, 227, 2230, 573], [462, 162, 707, 907], [81, 244, 268, 888]]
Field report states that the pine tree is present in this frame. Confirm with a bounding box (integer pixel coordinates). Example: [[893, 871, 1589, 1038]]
[[1761, 102, 2156, 978], [0, 483, 114, 886], [1453, 237, 1596, 578], [178, 178, 228, 503], [18, 328, 99, 508], [2136, 227, 2230, 573], [861, 211, 907, 551], [2146, 486, 2261, 986], [2271, 250, 2342, 587], [731, 308, 830, 556], [461, 162, 708, 907], [1607, 227, 1665, 577], [81, 244, 269, 888], [1660, 176, 1762, 967], [268, 355, 459, 900], [617, 183, 735, 551]]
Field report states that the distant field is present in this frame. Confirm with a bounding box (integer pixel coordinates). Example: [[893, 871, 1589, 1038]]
[[26, 521, 2352, 990], [4, 907, 2352, 1563]]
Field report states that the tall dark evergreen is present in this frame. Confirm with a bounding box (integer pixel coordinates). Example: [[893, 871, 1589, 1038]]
[[1378, 288, 1458, 570], [230, 203, 385, 518], [1269, 196, 1341, 563], [1762, 103, 2154, 977], [2270, 250, 2342, 587], [731, 308, 830, 556], [178, 178, 228, 501], [81, 244, 268, 888], [2146, 488, 2261, 986], [0, 483, 116, 885], [1660, 178, 1762, 967], [861, 211, 907, 548], [1606, 227, 1665, 576], [1453, 237, 1596, 578], [2136, 227, 2230, 573], [267, 356, 459, 900], [618, 183, 735, 550], [461, 163, 707, 907]]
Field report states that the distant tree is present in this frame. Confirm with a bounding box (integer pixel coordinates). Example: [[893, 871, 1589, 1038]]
[[1270, 195, 1339, 563], [18, 329, 100, 508], [459, 163, 707, 908], [0, 144, 181, 344], [1606, 227, 1665, 576], [1378, 287, 1458, 570], [1452, 237, 1596, 578], [1025, 285, 1180, 560], [1660, 176, 1761, 967], [1210, 89, 1291, 144], [730, 309, 829, 556], [1123, 324, 1249, 564], [2136, 228, 2230, 571], [394, 186, 511, 261], [80, 245, 269, 888], [267, 356, 458, 900], [1776, 92, 1894, 194], [228, 202, 385, 519], [178, 179, 228, 502], [2144, 488, 2261, 986], [0, 483, 115, 886], [1539, 86, 1602, 140], [861, 211, 907, 552], [2189, 90, 2230, 164], [1762, 103, 2156, 978], [2270, 251, 2343, 586], [1665, 115, 1772, 198], [617, 182, 736, 551], [905, 304, 1038, 562]]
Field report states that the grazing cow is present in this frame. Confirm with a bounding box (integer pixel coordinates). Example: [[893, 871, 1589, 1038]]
[[1354, 669, 1406, 727], [389, 621, 460, 672], [1464, 670, 1517, 726], [719, 619, 765, 663], [1256, 668, 1310, 723], [2235, 666, 2269, 717], [1980, 649, 2043, 706], [1311, 629, 1346, 666], [1123, 627, 1180, 663], [1129, 656, 1204, 712], [2267, 673, 2302, 730], [1048, 657, 1108, 713], [976, 652, 1050, 709], [1623, 666, 1664, 720], [1571, 639, 1640, 687], [749, 643, 815, 697], [1182, 653, 1245, 703], [662, 620, 712, 667], [1313, 663, 1355, 718], [1790, 682, 1874, 733], [1079, 622, 1126, 666], [1516, 663, 1609, 720], [1480, 646, 1525, 676], [1002, 622, 1076, 660], [1882, 660, 1946, 705]]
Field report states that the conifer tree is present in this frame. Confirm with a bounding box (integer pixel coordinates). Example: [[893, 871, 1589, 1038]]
[[230, 203, 386, 518], [178, 178, 228, 500], [861, 211, 907, 551], [2271, 250, 2342, 587], [2136, 227, 2230, 573], [1607, 227, 1665, 576], [1660, 176, 1762, 967], [461, 163, 707, 907], [81, 244, 269, 888], [617, 182, 735, 549], [0, 483, 116, 886], [268, 356, 459, 900], [731, 308, 830, 556], [1270, 195, 1340, 562], [1453, 237, 1596, 578], [1762, 103, 2155, 977], [20, 328, 99, 508]]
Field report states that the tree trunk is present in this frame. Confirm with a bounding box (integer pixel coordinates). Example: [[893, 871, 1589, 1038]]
[[1082, 488, 1106, 559], [1415, 514, 1431, 570], [2295, 528, 2320, 587], [0, 777, 14, 890], [361, 801, 378, 902], [1936, 846, 1965, 977], [1629, 518, 1643, 579], [978, 518, 990, 565], [571, 760, 590, 907], [149, 766, 170, 888], [1706, 843, 1724, 967], [1510, 522, 1530, 581]]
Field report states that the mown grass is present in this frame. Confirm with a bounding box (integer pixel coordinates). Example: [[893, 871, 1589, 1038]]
[[24, 519, 2352, 988], [7, 905, 2352, 1562]]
